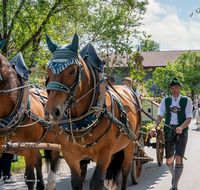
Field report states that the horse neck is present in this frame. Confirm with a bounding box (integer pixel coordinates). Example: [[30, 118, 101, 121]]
[[0, 54, 19, 118], [0, 92, 15, 118], [71, 61, 94, 117]]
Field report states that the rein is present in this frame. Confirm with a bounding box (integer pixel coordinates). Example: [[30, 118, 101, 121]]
[[0, 81, 45, 94], [106, 80, 176, 132]]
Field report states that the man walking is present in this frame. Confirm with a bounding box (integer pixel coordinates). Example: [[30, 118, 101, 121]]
[[149, 78, 192, 190]]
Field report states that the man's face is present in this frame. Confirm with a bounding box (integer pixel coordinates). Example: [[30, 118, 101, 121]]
[[122, 80, 132, 88], [170, 85, 181, 98]]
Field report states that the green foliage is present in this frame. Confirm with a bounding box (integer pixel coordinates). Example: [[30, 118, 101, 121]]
[[174, 51, 200, 97], [147, 62, 184, 95], [139, 39, 160, 52], [148, 50, 200, 98], [11, 156, 25, 173], [0, 0, 149, 81]]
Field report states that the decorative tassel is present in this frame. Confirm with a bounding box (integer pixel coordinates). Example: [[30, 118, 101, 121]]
[[89, 132, 93, 136], [12, 132, 16, 136], [59, 130, 63, 135], [66, 136, 70, 141], [81, 137, 86, 142]]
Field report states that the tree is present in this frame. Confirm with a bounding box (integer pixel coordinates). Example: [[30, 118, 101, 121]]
[[147, 62, 184, 95], [148, 50, 200, 100], [139, 39, 160, 52], [174, 50, 200, 100], [0, 0, 148, 64]]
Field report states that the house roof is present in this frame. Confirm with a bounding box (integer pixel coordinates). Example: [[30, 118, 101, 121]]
[[108, 50, 200, 68]]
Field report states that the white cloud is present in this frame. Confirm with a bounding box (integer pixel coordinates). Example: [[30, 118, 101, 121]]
[[138, 0, 200, 50]]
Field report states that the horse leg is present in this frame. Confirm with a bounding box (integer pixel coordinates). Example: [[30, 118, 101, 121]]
[[35, 151, 45, 190], [45, 150, 60, 190], [121, 142, 135, 190], [24, 150, 40, 190], [62, 151, 83, 190], [90, 151, 112, 190], [104, 150, 124, 190]]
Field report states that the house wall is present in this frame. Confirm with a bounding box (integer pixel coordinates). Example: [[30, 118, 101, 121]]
[[142, 100, 160, 121]]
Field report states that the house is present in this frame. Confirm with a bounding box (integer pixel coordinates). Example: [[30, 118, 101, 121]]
[[141, 97, 160, 122], [107, 50, 200, 95]]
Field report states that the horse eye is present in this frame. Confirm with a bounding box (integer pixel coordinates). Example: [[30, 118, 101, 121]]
[[70, 70, 76, 75]]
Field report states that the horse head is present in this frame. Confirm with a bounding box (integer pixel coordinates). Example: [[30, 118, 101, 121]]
[[45, 33, 93, 123], [0, 40, 7, 81], [0, 41, 20, 117]]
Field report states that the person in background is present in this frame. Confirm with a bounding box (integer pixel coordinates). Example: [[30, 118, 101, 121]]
[[121, 77, 140, 98], [192, 101, 197, 119], [149, 78, 192, 190], [108, 76, 115, 85], [196, 96, 200, 108], [0, 153, 17, 183]]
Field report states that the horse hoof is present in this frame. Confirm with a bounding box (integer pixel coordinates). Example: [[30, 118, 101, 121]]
[[104, 180, 119, 190]]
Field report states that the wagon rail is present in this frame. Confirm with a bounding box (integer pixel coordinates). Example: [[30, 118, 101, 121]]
[[1, 141, 61, 152]]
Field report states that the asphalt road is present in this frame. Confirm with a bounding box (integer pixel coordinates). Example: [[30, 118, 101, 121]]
[[0, 118, 199, 190]]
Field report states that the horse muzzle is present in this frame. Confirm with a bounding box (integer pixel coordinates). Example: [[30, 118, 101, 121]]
[[44, 106, 63, 123]]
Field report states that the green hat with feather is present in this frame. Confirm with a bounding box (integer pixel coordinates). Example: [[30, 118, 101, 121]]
[[169, 78, 182, 88]]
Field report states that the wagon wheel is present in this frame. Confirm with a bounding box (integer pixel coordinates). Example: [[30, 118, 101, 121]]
[[156, 130, 164, 166], [131, 148, 143, 184], [80, 161, 88, 181]]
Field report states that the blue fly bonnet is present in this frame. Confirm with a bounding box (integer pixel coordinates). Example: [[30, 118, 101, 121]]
[[46, 33, 80, 75], [0, 40, 6, 50]]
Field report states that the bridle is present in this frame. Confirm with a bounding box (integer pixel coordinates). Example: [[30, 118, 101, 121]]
[[46, 63, 84, 109]]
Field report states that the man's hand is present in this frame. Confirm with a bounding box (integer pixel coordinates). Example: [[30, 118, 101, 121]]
[[149, 128, 156, 137], [176, 126, 183, 134]]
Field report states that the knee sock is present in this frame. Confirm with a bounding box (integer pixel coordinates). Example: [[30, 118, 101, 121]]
[[167, 163, 174, 179], [173, 164, 183, 188]]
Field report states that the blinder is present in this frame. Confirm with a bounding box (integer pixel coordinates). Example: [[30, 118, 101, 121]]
[[46, 63, 84, 109]]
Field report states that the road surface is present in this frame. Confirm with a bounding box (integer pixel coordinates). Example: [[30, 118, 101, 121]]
[[0, 118, 199, 189]]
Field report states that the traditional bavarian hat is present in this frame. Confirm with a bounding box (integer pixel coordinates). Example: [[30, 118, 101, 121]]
[[169, 78, 182, 88]]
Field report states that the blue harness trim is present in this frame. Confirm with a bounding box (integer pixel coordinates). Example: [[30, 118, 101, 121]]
[[58, 89, 137, 142]]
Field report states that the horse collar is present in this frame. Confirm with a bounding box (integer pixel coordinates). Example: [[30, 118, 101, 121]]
[[0, 77, 30, 129]]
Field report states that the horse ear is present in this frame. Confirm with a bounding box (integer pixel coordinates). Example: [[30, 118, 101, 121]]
[[71, 33, 79, 54], [45, 34, 58, 53], [0, 39, 6, 50]]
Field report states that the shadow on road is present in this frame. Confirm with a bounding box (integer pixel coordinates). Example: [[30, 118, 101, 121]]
[[124, 162, 170, 190]]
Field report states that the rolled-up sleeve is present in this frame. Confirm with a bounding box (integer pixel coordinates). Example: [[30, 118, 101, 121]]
[[186, 98, 193, 119], [158, 98, 166, 117]]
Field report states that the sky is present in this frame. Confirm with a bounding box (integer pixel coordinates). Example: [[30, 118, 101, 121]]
[[138, 0, 200, 51]]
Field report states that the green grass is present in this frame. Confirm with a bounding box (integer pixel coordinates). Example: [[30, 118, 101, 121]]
[[11, 150, 45, 173], [11, 156, 25, 173]]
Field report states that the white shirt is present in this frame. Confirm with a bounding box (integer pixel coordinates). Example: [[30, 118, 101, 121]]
[[131, 87, 140, 98], [158, 95, 193, 125]]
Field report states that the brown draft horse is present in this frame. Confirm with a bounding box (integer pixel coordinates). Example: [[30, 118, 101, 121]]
[[44, 33, 141, 190], [0, 41, 59, 190]]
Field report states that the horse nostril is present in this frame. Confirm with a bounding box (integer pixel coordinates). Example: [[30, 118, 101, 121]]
[[54, 107, 61, 118]]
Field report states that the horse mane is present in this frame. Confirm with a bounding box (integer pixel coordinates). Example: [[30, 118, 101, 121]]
[[0, 54, 20, 104]]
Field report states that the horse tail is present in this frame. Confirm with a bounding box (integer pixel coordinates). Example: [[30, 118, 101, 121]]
[[105, 149, 124, 188], [44, 149, 60, 173]]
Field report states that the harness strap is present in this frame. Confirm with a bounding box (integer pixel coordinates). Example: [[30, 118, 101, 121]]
[[27, 110, 54, 129], [106, 80, 176, 132]]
